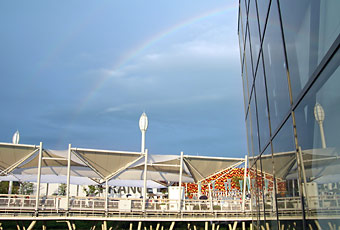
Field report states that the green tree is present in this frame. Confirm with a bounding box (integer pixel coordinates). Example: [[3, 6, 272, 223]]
[[58, 184, 67, 195], [83, 185, 103, 196], [19, 182, 34, 195]]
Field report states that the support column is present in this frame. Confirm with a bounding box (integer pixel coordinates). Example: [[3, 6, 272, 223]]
[[232, 222, 237, 230], [242, 222, 245, 230], [105, 180, 108, 215], [27, 221, 37, 230], [208, 184, 213, 212], [314, 220, 321, 230], [178, 151, 184, 212], [169, 222, 175, 230], [129, 223, 133, 230], [205, 222, 208, 230], [156, 223, 160, 230], [66, 144, 72, 212], [35, 142, 43, 214], [142, 149, 148, 212], [102, 221, 107, 230], [242, 155, 248, 211], [138, 222, 142, 230]]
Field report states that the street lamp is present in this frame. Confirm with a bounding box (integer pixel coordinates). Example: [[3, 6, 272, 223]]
[[12, 130, 20, 144], [314, 102, 326, 148], [139, 112, 148, 153]]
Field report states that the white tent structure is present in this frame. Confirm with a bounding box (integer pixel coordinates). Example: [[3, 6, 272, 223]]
[[0, 141, 247, 212]]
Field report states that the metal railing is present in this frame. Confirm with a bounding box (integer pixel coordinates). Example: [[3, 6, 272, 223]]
[[0, 194, 339, 218]]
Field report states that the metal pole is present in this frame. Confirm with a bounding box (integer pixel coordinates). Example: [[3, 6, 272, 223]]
[[208, 183, 213, 212], [141, 130, 146, 153], [142, 149, 148, 212], [35, 142, 43, 213], [298, 146, 309, 207], [242, 155, 248, 211], [319, 122, 327, 149], [178, 151, 183, 212], [66, 143, 72, 212], [105, 179, 108, 215]]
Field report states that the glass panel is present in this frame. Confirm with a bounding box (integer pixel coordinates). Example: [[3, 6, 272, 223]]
[[255, 53, 270, 152], [295, 49, 340, 224], [246, 113, 253, 158], [272, 117, 301, 222], [261, 146, 279, 230], [248, 0, 261, 69], [256, 0, 270, 39], [238, 13, 245, 67], [250, 90, 260, 156], [256, 159, 266, 229], [241, 0, 248, 45], [262, 0, 291, 133], [280, 0, 340, 101], [250, 160, 261, 230], [245, 30, 254, 91]]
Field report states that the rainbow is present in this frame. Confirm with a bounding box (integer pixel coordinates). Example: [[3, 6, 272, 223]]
[[75, 3, 238, 114]]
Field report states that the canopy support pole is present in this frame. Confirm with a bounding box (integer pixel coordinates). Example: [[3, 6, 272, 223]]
[[66, 143, 72, 213], [242, 155, 248, 211], [105, 180, 108, 215], [178, 151, 183, 212], [142, 149, 148, 213], [35, 142, 43, 214], [298, 146, 309, 208]]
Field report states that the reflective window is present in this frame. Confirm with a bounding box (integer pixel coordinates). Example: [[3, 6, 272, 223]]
[[255, 53, 270, 152], [250, 91, 260, 156], [295, 49, 340, 220], [248, 0, 261, 69], [262, 0, 291, 133], [272, 117, 300, 220], [261, 146, 279, 230], [245, 30, 254, 91], [256, 0, 270, 39], [242, 61, 249, 108], [246, 113, 253, 158], [238, 12, 245, 67], [280, 0, 340, 101], [240, 0, 248, 44]]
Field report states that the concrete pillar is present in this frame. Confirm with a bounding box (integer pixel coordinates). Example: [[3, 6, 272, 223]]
[[205, 221, 208, 230], [242, 222, 245, 230], [156, 223, 160, 230], [129, 223, 133, 230], [138, 222, 142, 230]]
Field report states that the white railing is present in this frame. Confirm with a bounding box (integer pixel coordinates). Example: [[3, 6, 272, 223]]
[[0, 194, 339, 217]]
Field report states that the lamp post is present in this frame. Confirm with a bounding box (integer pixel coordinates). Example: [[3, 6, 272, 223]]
[[314, 102, 326, 148], [139, 112, 148, 212], [139, 112, 148, 153]]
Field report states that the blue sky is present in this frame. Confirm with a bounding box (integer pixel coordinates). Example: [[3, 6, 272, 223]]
[[0, 1, 247, 157]]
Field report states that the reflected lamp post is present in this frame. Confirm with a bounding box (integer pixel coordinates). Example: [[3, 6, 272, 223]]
[[314, 102, 327, 148], [139, 112, 148, 153]]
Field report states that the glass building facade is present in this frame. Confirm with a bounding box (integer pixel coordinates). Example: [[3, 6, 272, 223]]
[[238, 0, 340, 229]]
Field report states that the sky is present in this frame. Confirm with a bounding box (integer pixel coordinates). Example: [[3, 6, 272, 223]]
[[0, 1, 247, 158]]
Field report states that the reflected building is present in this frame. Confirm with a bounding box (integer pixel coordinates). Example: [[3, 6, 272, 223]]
[[238, 0, 340, 229]]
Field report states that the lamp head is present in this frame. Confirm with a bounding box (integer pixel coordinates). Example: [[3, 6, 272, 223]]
[[139, 112, 148, 132], [12, 130, 20, 144], [314, 102, 325, 123]]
